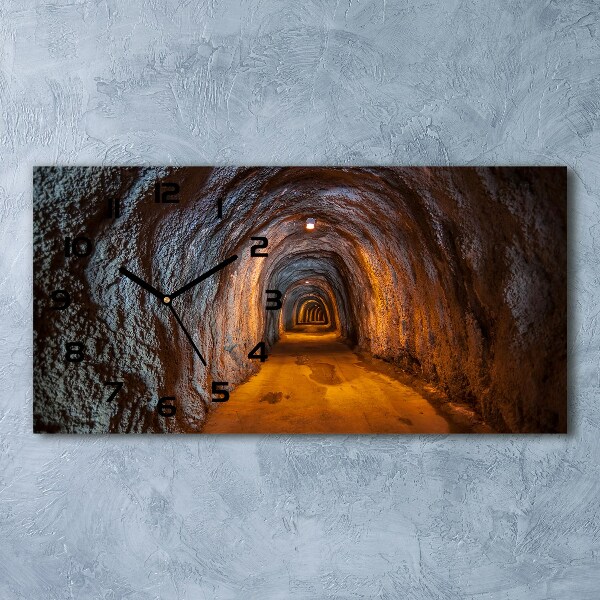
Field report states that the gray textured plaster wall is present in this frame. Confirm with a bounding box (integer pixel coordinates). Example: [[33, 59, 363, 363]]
[[0, 0, 598, 598]]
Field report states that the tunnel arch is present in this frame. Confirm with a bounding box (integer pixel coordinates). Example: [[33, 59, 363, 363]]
[[262, 250, 357, 342], [279, 279, 339, 334], [294, 294, 330, 325]]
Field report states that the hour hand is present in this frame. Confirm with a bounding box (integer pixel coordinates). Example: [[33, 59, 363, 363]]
[[119, 267, 166, 301]]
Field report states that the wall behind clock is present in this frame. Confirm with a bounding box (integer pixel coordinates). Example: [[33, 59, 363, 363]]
[[1, 1, 599, 598]]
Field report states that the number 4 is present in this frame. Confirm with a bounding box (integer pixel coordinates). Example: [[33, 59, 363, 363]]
[[248, 342, 268, 362]]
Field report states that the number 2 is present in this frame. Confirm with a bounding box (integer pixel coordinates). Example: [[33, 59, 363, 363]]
[[250, 237, 268, 257], [104, 381, 123, 402]]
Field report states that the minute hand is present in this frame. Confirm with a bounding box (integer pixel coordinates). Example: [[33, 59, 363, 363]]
[[169, 255, 238, 300], [167, 304, 207, 366]]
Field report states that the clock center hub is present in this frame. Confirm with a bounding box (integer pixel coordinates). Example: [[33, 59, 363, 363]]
[[163, 296, 171, 304]]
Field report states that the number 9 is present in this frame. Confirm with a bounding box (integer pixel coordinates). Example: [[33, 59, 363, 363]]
[[51, 289, 71, 310]]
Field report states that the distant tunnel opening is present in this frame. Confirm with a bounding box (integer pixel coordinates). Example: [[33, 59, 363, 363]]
[[297, 298, 327, 324], [279, 280, 339, 334]]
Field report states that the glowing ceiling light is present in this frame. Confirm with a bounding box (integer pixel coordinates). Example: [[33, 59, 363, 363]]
[[305, 218, 316, 230]]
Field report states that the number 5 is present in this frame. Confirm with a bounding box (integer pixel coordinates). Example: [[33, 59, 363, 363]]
[[212, 381, 229, 402]]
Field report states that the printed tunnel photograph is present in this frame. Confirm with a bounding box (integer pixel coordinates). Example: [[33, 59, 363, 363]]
[[33, 166, 567, 434]]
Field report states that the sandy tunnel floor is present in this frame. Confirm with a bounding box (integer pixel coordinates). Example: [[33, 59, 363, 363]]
[[202, 328, 483, 434]]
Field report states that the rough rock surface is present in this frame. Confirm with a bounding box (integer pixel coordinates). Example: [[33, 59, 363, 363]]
[[34, 166, 566, 433]]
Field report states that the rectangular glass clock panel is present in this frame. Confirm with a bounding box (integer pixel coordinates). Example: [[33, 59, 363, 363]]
[[33, 166, 567, 434]]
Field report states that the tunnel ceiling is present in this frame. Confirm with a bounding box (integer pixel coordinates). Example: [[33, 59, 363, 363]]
[[34, 166, 567, 433]]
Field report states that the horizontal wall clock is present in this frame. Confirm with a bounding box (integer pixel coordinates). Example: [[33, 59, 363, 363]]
[[33, 166, 567, 434]]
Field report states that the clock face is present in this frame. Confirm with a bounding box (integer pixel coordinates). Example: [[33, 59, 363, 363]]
[[33, 167, 281, 433], [34, 166, 567, 435]]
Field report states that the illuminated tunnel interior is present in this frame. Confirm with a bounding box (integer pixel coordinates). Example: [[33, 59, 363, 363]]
[[296, 298, 328, 325], [33, 166, 567, 434]]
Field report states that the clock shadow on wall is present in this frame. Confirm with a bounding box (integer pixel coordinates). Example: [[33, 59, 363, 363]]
[[33, 166, 567, 434]]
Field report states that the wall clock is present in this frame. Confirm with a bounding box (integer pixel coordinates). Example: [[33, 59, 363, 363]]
[[33, 166, 567, 434]]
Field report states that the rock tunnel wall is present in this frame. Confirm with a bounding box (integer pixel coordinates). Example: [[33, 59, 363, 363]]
[[33, 166, 567, 433]]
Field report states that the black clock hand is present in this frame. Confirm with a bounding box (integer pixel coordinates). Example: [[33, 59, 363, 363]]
[[167, 303, 207, 366], [119, 267, 165, 301], [169, 255, 238, 300], [120, 266, 206, 364]]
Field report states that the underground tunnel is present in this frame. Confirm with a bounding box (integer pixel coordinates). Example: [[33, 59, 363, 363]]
[[33, 166, 567, 434], [296, 298, 328, 325]]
